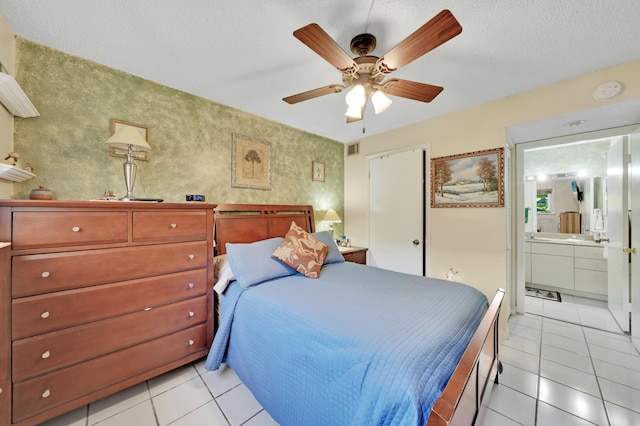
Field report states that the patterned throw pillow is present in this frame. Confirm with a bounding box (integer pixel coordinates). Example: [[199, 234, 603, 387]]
[[272, 221, 329, 278]]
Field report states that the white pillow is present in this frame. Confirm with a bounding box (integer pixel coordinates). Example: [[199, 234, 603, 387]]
[[213, 254, 235, 294]]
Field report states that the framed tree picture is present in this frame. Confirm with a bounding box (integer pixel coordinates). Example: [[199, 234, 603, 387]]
[[431, 147, 504, 208], [312, 160, 325, 182], [231, 133, 272, 190]]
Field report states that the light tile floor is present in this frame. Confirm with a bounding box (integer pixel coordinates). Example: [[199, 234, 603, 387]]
[[39, 360, 277, 426], [40, 294, 640, 425], [477, 294, 640, 426]]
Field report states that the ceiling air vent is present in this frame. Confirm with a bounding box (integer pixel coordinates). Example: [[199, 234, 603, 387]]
[[347, 142, 360, 156]]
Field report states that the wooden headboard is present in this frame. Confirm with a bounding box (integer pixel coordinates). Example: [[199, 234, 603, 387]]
[[214, 204, 315, 255]]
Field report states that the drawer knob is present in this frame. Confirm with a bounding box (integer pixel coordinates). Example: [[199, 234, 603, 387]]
[[42, 389, 51, 398], [188, 283, 195, 289], [170, 223, 177, 229], [72, 226, 80, 232], [42, 351, 51, 359], [41, 271, 50, 278], [188, 339, 194, 346], [189, 311, 195, 317], [41, 311, 50, 319], [188, 254, 195, 260]]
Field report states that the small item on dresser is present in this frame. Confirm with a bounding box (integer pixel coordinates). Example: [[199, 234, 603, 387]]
[[29, 186, 53, 200], [186, 194, 205, 202], [97, 190, 118, 201]]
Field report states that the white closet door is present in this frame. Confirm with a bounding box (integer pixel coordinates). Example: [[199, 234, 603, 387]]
[[369, 149, 425, 276]]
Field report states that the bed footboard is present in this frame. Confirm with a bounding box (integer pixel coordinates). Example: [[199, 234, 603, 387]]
[[427, 288, 505, 426]]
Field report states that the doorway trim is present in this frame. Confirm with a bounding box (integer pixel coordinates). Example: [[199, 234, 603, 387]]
[[510, 124, 640, 314]]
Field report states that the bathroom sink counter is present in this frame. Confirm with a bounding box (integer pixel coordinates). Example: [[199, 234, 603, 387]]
[[525, 237, 603, 247]]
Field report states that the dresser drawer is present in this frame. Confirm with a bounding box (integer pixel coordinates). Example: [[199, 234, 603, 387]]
[[12, 211, 128, 250], [12, 268, 207, 339], [133, 211, 207, 242], [12, 323, 207, 422], [13, 296, 207, 381], [12, 241, 208, 297]]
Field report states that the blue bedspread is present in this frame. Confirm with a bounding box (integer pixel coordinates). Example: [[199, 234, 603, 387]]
[[205, 262, 488, 426]]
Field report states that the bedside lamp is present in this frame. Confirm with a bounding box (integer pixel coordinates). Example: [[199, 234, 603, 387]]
[[322, 209, 342, 238], [104, 126, 151, 201]]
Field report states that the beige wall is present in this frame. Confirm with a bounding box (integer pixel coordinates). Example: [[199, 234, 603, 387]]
[[345, 59, 640, 306], [0, 11, 15, 198]]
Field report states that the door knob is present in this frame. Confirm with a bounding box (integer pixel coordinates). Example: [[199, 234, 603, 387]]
[[412, 239, 420, 246]]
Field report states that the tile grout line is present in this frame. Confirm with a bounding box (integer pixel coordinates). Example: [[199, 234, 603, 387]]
[[196, 362, 234, 426], [582, 323, 612, 425]]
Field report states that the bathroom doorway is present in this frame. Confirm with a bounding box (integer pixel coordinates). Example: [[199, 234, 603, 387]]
[[510, 119, 640, 339]]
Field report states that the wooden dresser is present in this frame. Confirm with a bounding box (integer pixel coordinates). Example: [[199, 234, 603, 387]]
[[0, 200, 216, 426]]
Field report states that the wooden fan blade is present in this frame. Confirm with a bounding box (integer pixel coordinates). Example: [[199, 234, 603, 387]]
[[378, 10, 462, 73], [283, 84, 344, 104], [383, 79, 444, 102], [294, 24, 358, 73]]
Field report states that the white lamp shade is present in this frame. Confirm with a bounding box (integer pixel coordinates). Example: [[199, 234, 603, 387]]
[[371, 90, 392, 114], [104, 125, 151, 152], [0, 72, 40, 117], [345, 84, 366, 108], [345, 104, 363, 119], [322, 209, 342, 223]]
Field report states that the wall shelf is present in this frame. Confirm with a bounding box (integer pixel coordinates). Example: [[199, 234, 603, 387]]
[[0, 163, 36, 182]]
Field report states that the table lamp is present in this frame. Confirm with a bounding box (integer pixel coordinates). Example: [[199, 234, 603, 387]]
[[104, 126, 151, 200], [322, 209, 342, 238]]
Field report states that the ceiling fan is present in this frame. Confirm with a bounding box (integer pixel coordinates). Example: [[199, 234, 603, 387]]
[[283, 9, 462, 123]]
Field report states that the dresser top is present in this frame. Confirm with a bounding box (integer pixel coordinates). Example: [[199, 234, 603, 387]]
[[0, 200, 218, 209]]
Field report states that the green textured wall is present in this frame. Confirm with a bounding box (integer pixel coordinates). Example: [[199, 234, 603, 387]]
[[12, 39, 344, 232]]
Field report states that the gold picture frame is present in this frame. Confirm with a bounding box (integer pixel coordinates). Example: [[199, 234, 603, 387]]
[[312, 160, 325, 182], [109, 119, 150, 161], [231, 133, 272, 190], [431, 147, 504, 208]]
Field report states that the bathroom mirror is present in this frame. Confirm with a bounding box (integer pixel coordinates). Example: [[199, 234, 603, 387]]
[[525, 176, 605, 234], [523, 138, 610, 234]]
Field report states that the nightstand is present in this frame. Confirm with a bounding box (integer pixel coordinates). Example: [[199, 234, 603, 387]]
[[339, 246, 368, 265]]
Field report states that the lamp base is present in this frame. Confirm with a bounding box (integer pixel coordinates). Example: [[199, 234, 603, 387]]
[[121, 149, 137, 201]]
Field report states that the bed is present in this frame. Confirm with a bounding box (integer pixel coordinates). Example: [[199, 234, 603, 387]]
[[205, 204, 504, 426]]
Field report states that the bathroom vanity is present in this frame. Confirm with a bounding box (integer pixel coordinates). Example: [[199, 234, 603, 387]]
[[525, 234, 607, 299]]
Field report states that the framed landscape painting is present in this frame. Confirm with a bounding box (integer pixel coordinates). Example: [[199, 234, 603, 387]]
[[431, 147, 504, 208]]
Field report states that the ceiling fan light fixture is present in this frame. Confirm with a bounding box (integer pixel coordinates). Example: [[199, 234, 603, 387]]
[[371, 90, 392, 114], [345, 84, 366, 108], [345, 104, 363, 119]]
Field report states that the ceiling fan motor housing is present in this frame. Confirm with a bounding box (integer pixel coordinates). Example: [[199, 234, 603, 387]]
[[350, 33, 377, 56]]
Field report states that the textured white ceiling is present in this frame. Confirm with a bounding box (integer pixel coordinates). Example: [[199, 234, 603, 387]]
[[1, 0, 639, 143]]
